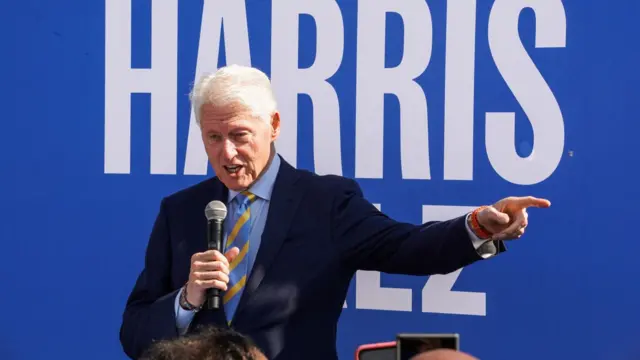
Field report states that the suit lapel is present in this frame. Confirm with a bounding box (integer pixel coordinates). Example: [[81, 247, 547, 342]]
[[234, 158, 303, 319]]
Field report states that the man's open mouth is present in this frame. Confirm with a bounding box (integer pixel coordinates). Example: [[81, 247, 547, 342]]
[[224, 165, 243, 174]]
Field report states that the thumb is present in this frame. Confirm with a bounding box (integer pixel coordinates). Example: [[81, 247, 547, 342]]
[[488, 207, 510, 225], [225, 246, 240, 262]]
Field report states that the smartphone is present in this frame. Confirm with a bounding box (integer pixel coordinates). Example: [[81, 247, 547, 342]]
[[396, 333, 459, 360]]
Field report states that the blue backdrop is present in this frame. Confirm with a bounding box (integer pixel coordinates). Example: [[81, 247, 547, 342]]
[[2, 0, 639, 359]]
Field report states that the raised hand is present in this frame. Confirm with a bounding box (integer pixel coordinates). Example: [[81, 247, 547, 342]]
[[476, 196, 551, 241]]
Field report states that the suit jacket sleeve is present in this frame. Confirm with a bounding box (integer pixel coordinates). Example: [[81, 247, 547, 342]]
[[332, 178, 499, 275], [120, 198, 179, 359]]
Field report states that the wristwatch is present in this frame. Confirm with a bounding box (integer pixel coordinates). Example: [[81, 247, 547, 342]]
[[179, 285, 203, 312]]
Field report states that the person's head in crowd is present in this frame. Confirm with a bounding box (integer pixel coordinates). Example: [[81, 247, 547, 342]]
[[141, 326, 267, 360], [410, 349, 478, 360]]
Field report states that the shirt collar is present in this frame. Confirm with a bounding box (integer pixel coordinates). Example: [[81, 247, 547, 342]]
[[228, 154, 281, 203]]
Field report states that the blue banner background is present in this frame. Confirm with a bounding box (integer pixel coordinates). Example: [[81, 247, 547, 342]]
[[1, 1, 639, 359]]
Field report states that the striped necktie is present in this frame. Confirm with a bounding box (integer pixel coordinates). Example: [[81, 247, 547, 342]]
[[224, 190, 257, 325]]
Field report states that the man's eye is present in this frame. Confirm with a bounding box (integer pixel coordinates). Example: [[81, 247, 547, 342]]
[[209, 134, 222, 142], [235, 132, 249, 139]]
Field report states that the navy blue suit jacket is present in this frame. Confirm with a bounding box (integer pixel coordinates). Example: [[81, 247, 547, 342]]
[[120, 158, 502, 359]]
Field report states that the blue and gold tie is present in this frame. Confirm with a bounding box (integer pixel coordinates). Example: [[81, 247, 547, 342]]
[[224, 190, 257, 325]]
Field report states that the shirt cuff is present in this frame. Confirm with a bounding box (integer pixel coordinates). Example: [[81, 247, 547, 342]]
[[174, 287, 196, 335], [465, 213, 497, 259]]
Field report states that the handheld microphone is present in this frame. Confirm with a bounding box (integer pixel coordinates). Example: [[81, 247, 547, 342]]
[[204, 200, 228, 310]]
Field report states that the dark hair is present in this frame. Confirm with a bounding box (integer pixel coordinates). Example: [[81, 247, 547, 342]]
[[141, 326, 263, 360]]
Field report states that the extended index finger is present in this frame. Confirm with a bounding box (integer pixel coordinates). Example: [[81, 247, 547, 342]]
[[512, 196, 551, 209]]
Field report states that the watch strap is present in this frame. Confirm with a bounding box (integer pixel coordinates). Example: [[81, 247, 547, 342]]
[[179, 285, 203, 312]]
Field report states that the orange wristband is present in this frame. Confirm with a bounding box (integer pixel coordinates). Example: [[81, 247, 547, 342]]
[[470, 206, 492, 239]]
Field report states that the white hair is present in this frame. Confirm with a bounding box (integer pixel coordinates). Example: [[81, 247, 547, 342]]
[[190, 64, 278, 127]]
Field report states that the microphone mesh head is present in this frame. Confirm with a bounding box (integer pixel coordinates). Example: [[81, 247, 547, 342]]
[[205, 200, 227, 221]]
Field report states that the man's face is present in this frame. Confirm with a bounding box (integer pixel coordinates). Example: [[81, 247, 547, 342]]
[[199, 102, 280, 191]]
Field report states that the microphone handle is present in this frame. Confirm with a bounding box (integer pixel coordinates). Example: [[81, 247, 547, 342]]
[[207, 219, 224, 310]]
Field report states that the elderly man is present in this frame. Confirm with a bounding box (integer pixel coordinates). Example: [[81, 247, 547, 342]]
[[120, 65, 550, 360]]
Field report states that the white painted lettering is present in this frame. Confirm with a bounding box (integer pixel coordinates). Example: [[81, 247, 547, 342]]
[[271, 0, 344, 175], [443, 0, 477, 180], [355, 0, 432, 179], [183, 0, 252, 175], [487, 0, 566, 185], [104, 0, 178, 174], [421, 205, 486, 316]]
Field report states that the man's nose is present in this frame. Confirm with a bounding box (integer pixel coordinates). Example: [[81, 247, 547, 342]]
[[222, 139, 237, 160]]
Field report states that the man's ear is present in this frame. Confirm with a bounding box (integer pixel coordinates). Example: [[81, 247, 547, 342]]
[[270, 111, 281, 141]]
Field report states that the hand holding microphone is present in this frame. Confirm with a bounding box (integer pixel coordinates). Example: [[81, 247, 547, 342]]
[[182, 201, 239, 310], [184, 247, 240, 309]]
